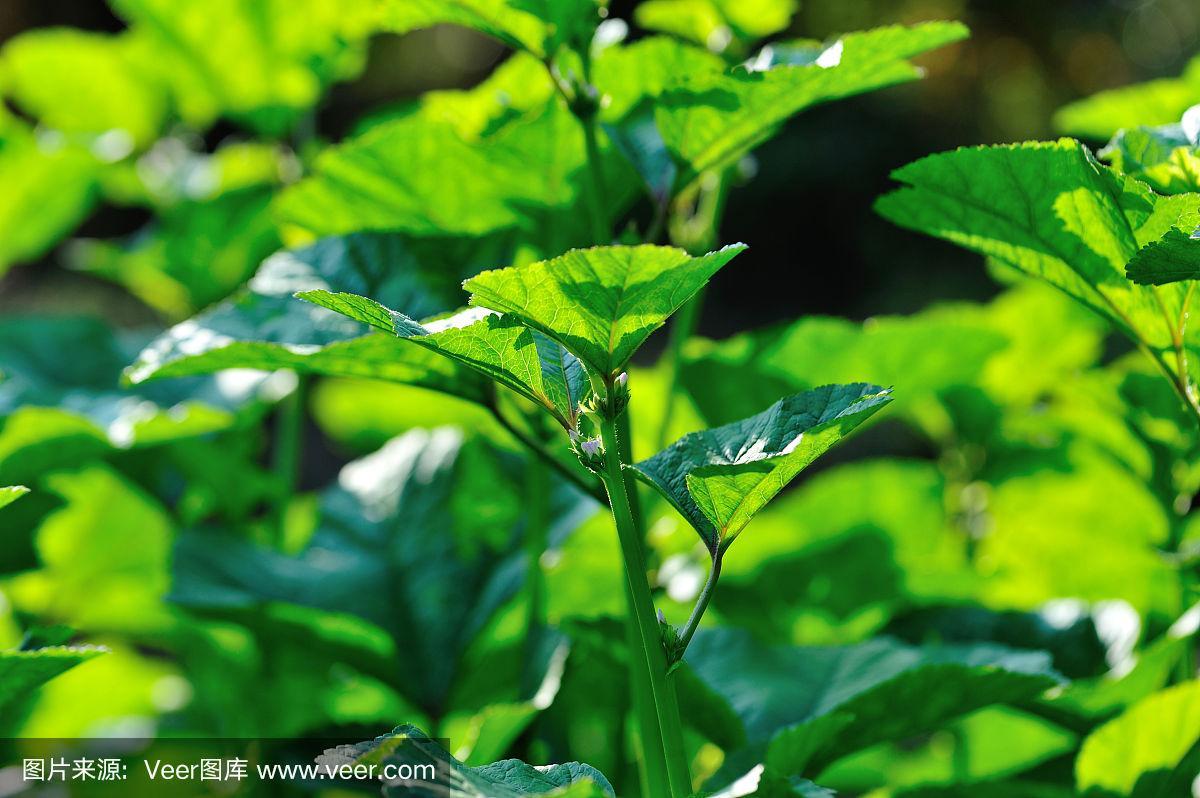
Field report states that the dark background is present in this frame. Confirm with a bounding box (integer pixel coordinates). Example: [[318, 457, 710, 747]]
[[1, 0, 1197, 336]]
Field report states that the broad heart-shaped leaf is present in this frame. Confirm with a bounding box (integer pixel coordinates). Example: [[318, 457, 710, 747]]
[[1054, 55, 1200, 141], [655, 21, 967, 192], [1075, 681, 1200, 796], [0, 645, 106, 714], [172, 428, 595, 715], [630, 384, 892, 554], [299, 292, 588, 429], [377, 0, 600, 58], [875, 139, 1200, 396], [0, 486, 29, 510], [464, 244, 746, 378], [127, 232, 488, 404], [687, 628, 1061, 780], [319, 724, 614, 797]]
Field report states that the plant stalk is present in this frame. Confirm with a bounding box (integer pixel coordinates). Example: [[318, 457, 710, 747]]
[[598, 410, 692, 798], [487, 398, 606, 503], [674, 553, 721, 659]]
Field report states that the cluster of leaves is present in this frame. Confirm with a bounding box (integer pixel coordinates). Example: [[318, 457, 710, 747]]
[[3, 1, 1200, 797]]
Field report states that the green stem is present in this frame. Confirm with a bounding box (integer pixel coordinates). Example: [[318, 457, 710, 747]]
[[521, 457, 550, 699], [272, 373, 307, 546], [674, 553, 721, 660], [598, 410, 692, 798]]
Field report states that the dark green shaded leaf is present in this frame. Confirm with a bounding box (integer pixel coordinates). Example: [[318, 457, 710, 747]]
[[1125, 225, 1200, 285], [464, 243, 746, 377], [687, 628, 1062, 775], [630, 384, 891, 553]]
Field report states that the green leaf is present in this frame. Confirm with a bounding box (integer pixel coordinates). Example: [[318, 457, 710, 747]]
[[633, 0, 797, 53], [277, 100, 628, 246], [464, 243, 745, 378], [1100, 118, 1200, 196], [1, 28, 167, 147], [1125, 225, 1200, 285], [1055, 55, 1200, 140], [656, 21, 968, 191], [0, 485, 29, 510], [111, 0, 374, 135], [687, 628, 1061, 776], [0, 317, 267, 482], [0, 118, 98, 275], [6, 466, 174, 634], [321, 725, 614, 797], [1076, 681, 1200, 796], [299, 292, 588, 428], [876, 138, 1200, 399], [73, 186, 282, 318], [377, 0, 601, 58], [630, 384, 892, 553], [172, 428, 593, 713], [0, 645, 106, 714], [127, 232, 488, 403]]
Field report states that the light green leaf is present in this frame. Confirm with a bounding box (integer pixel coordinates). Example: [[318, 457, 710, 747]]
[[464, 243, 745, 377], [1054, 55, 1200, 140], [634, 0, 796, 53], [277, 100, 625, 245], [321, 724, 614, 797], [6, 466, 175, 634], [0, 118, 98, 275], [1100, 118, 1200, 196], [688, 628, 1061, 778], [656, 21, 968, 191], [299, 293, 589, 428], [1076, 681, 1200, 796], [377, 0, 601, 58], [1125, 226, 1200, 285], [1, 28, 167, 147], [0, 645, 106, 714], [112, 0, 374, 135], [630, 384, 891, 553], [876, 138, 1200, 398], [0, 485, 29, 510], [127, 233, 487, 402]]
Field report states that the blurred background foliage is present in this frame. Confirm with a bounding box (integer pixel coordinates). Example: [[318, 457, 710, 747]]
[[0, 0, 1199, 796]]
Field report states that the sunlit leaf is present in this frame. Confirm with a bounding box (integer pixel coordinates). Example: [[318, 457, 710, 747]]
[[634, 0, 796, 53], [657, 22, 967, 191], [465, 243, 745, 377], [1076, 681, 1200, 796], [1100, 115, 1200, 196], [1054, 56, 1200, 140], [876, 138, 1200, 397], [299, 293, 588, 428], [377, 0, 602, 58], [0, 485, 29, 511], [631, 384, 891, 553]]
